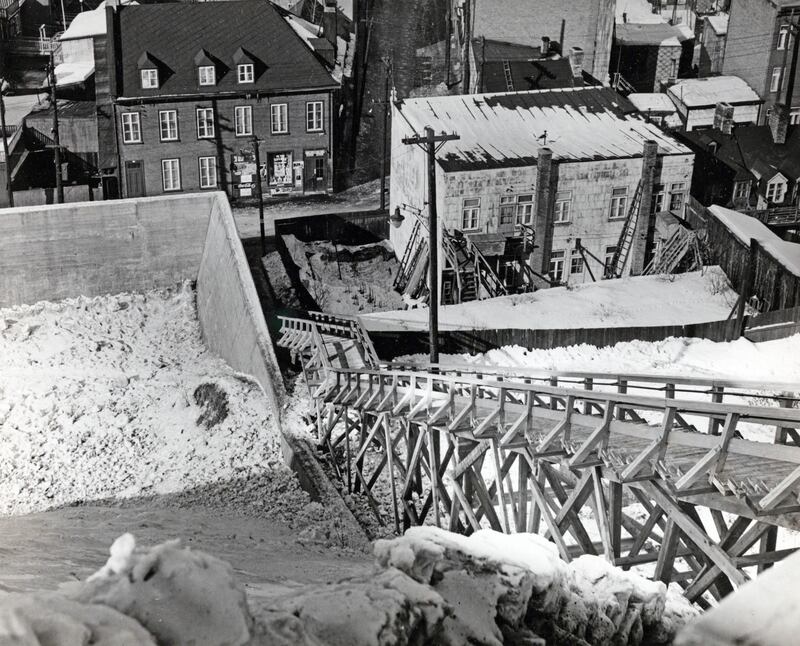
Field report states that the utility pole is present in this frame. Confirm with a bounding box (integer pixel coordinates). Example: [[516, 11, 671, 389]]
[[380, 56, 391, 211], [402, 126, 460, 364], [252, 135, 266, 256], [0, 78, 13, 207], [48, 53, 64, 204]]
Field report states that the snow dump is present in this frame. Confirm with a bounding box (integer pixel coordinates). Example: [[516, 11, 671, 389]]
[[361, 267, 737, 332], [0, 283, 294, 516], [1, 527, 699, 646], [272, 234, 405, 314]]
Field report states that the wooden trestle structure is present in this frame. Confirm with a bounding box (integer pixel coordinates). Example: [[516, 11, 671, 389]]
[[277, 312, 800, 606]]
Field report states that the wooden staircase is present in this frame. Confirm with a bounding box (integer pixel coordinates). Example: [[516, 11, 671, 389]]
[[644, 226, 700, 275]]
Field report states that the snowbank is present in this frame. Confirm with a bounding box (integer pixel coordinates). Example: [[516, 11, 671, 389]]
[[399, 334, 800, 384], [362, 268, 738, 332], [3, 529, 699, 646], [0, 284, 291, 516]]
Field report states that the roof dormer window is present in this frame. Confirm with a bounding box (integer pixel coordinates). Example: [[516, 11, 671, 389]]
[[237, 63, 254, 83], [140, 68, 159, 89], [766, 176, 787, 203], [198, 65, 216, 86]]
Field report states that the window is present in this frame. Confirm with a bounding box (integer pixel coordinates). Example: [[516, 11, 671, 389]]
[[270, 103, 288, 134], [158, 110, 178, 141], [771, 66, 784, 92], [733, 181, 750, 201], [234, 106, 252, 137], [198, 65, 216, 86], [570, 251, 584, 275], [515, 194, 534, 224], [196, 107, 214, 139], [237, 63, 254, 83], [306, 101, 323, 132], [778, 24, 790, 50], [669, 182, 686, 211], [198, 156, 217, 189], [766, 179, 786, 203], [791, 108, 800, 125], [462, 197, 480, 230], [652, 184, 665, 212], [554, 191, 572, 223], [499, 196, 516, 225], [121, 112, 141, 144], [549, 250, 565, 282], [140, 68, 158, 89], [161, 159, 180, 191], [609, 187, 628, 219], [604, 246, 617, 274], [314, 157, 325, 180]]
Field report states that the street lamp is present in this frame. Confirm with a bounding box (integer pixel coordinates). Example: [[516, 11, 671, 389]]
[[389, 206, 404, 228], [0, 78, 13, 207]]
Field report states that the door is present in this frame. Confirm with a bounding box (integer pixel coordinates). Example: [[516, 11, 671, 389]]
[[303, 151, 327, 192], [125, 160, 146, 197]]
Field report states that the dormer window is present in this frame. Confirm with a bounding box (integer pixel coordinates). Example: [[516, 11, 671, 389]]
[[140, 68, 159, 89], [198, 65, 216, 86], [237, 63, 254, 83], [766, 176, 787, 203]]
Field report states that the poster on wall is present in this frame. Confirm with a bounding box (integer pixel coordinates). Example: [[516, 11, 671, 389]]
[[268, 152, 293, 187]]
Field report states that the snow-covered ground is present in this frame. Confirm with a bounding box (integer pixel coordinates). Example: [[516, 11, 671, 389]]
[[399, 334, 800, 385], [0, 283, 295, 516], [280, 234, 405, 314], [362, 267, 738, 331]]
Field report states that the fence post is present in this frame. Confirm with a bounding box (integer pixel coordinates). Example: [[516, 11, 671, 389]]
[[734, 238, 758, 339]]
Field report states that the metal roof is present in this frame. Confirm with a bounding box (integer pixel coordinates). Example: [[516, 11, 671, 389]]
[[395, 87, 691, 172], [667, 76, 761, 108]]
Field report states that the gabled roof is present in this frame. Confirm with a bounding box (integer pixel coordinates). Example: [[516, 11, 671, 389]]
[[678, 126, 800, 189], [116, 0, 337, 98], [667, 76, 761, 108], [480, 59, 580, 93], [394, 87, 690, 172], [705, 13, 729, 36]]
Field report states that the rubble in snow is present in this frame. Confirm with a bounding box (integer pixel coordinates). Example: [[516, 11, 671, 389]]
[[0, 529, 699, 645]]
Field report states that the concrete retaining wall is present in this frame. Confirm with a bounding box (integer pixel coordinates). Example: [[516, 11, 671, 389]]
[[0, 193, 210, 308], [196, 194, 286, 414]]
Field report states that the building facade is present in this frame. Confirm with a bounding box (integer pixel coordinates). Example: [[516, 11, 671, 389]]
[[666, 76, 762, 130], [98, 0, 338, 200], [391, 88, 695, 294], [723, 0, 800, 127]]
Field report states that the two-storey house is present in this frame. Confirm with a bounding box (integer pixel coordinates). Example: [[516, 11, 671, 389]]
[[98, 0, 339, 200]]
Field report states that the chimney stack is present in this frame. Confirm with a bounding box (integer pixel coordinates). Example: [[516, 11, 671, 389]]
[[531, 147, 555, 287], [540, 36, 551, 57], [713, 101, 734, 135], [630, 140, 659, 275], [769, 103, 789, 145], [569, 46, 584, 78], [322, 0, 338, 48]]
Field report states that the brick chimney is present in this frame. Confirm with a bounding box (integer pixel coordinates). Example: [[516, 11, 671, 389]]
[[713, 102, 734, 134], [540, 36, 551, 58], [569, 46, 584, 77], [531, 147, 555, 286], [322, 0, 338, 48], [630, 140, 659, 275], [770, 103, 790, 145]]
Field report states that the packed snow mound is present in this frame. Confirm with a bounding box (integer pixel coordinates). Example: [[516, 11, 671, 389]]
[[0, 283, 291, 516], [2, 529, 700, 645], [362, 267, 738, 331]]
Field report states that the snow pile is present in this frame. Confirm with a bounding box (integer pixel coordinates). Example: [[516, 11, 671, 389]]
[[399, 334, 800, 384], [374, 527, 699, 645], [281, 234, 406, 314], [362, 268, 738, 332], [1, 529, 699, 646], [0, 283, 293, 516]]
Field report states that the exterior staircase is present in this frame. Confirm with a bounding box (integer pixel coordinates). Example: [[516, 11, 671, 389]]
[[644, 226, 700, 275]]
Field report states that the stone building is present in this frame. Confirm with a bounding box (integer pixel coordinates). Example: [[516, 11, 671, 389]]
[[390, 87, 694, 295]]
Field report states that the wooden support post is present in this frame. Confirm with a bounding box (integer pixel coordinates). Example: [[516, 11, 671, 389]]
[[654, 519, 680, 583], [733, 239, 757, 339], [592, 467, 616, 563], [708, 386, 724, 435], [608, 481, 623, 560]]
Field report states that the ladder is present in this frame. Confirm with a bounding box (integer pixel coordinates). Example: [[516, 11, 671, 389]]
[[393, 218, 423, 292], [503, 60, 515, 92], [604, 180, 643, 279]]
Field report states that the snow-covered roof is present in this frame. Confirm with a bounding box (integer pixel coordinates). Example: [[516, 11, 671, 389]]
[[628, 92, 678, 113], [395, 87, 691, 172], [709, 206, 800, 278], [283, 12, 351, 81], [705, 13, 729, 35], [615, 22, 686, 46], [616, 0, 664, 24], [0, 95, 43, 127], [60, 0, 137, 40], [53, 61, 94, 87], [667, 76, 761, 108]]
